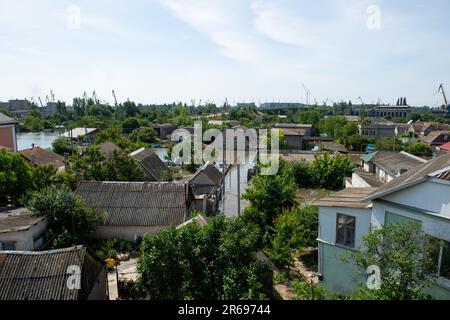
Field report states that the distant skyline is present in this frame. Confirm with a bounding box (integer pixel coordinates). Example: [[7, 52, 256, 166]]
[[1, 0, 450, 107]]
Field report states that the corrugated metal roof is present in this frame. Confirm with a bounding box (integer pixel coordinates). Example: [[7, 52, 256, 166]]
[[0, 208, 46, 234], [0, 246, 104, 300], [76, 181, 189, 227], [373, 152, 427, 175], [129, 148, 169, 181]]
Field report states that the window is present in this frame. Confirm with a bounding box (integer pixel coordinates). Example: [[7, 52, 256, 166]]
[[0, 242, 16, 250], [336, 214, 356, 248], [426, 237, 450, 280]]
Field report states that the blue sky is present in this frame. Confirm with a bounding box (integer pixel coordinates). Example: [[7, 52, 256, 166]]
[[1, 0, 450, 107]]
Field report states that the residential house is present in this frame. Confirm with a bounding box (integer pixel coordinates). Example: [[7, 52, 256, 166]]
[[63, 128, 99, 143], [97, 141, 122, 159], [273, 124, 313, 150], [189, 164, 224, 215], [76, 181, 193, 241], [129, 148, 170, 181], [439, 142, 450, 153], [153, 124, 177, 140], [0, 207, 47, 251], [0, 112, 18, 152], [20, 146, 65, 171], [315, 154, 450, 299], [359, 123, 397, 138], [412, 122, 450, 137], [346, 168, 385, 188], [320, 142, 348, 154], [0, 246, 107, 300], [422, 131, 450, 147], [360, 151, 427, 183]]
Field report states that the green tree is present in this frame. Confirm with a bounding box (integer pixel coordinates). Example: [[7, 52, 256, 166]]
[[52, 136, 75, 156], [403, 142, 433, 157], [310, 152, 354, 190], [28, 186, 105, 248], [374, 137, 403, 151], [292, 279, 328, 300], [31, 164, 59, 190], [350, 222, 434, 300], [318, 116, 348, 137], [135, 216, 268, 300], [129, 127, 159, 144], [0, 149, 33, 205], [122, 117, 141, 133], [242, 159, 297, 224]]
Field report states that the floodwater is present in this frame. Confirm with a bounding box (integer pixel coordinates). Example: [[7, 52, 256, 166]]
[[17, 132, 61, 151], [218, 151, 258, 217]]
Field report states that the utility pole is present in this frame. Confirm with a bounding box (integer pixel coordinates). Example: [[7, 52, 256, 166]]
[[237, 164, 241, 216]]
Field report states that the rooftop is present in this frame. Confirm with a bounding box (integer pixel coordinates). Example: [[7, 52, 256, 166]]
[[19, 146, 65, 167], [76, 181, 190, 227], [365, 153, 450, 201], [97, 141, 122, 159], [62, 128, 98, 139], [315, 188, 377, 209], [422, 131, 450, 144], [0, 112, 17, 125], [372, 151, 427, 175], [129, 148, 169, 181], [439, 142, 450, 152], [353, 169, 384, 188], [0, 208, 46, 234], [0, 246, 104, 300]]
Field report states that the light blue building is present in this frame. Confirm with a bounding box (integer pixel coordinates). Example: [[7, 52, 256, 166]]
[[316, 154, 450, 299]]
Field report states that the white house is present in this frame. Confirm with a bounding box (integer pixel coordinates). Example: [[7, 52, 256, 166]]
[[0, 208, 48, 251], [316, 154, 450, 299]]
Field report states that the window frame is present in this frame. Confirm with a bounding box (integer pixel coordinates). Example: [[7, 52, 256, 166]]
[[335, 213, 356, 248]]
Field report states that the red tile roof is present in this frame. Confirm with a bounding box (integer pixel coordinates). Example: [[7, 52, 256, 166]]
[[439, 142, 450, 152], [19, 147, 65, 167]]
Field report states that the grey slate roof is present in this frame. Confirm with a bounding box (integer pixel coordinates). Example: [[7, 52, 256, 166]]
[[98, 141, 122, 159], [0, 208, 46, 234], [372, 151, 427, 175], [0, 246, 104, 300], [76, 181, 190, 227], [0, 112, 16, 125], [129, 148, 169, 181], [365, 153, 450, 201], [353, 169, 384, 188]]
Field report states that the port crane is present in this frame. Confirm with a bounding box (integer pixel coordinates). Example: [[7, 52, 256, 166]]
[[112, 90, 118, 107], [437, 83, 449, 110]]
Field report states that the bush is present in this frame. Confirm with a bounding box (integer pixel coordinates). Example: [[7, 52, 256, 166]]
[[0, 149, 32, 206], [292, 279, 328, 300], [52, 137, 75, 156]]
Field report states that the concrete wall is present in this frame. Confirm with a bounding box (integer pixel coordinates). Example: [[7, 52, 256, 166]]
[[0, 220, 47, 251], [94, 226, 165, 242]]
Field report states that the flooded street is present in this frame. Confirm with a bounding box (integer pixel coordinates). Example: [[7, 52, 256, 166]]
[[218, 151, 257, 217], [16, 132, 61, 151]]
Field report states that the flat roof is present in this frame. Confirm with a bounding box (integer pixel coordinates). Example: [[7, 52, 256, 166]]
[[315, 188, 377, 209]]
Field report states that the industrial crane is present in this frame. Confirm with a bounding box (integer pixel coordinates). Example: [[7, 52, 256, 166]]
[[437, 83, 449, 110], [38, 97, 44, 108], [302, 83, 311, 105], [112, 90, 118, 107], [92, 91, 99, 104]]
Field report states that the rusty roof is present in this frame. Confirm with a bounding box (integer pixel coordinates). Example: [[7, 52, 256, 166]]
[[19, 147, 65, 167]]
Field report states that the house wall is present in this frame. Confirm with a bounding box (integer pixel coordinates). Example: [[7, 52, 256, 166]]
[[380, 180, 450, 217], [0, 220, 47, 251], [87, 268, 108, 300], [284, 136, 303, 150], [94, 226, 165, 242], [318, 206, 372, 294], [318, 181, 450, 299], [350, 173, 372, 188], [0, 125, 17, 152]]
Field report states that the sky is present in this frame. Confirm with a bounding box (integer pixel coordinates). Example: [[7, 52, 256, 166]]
[[1, 0, 450, 107]]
